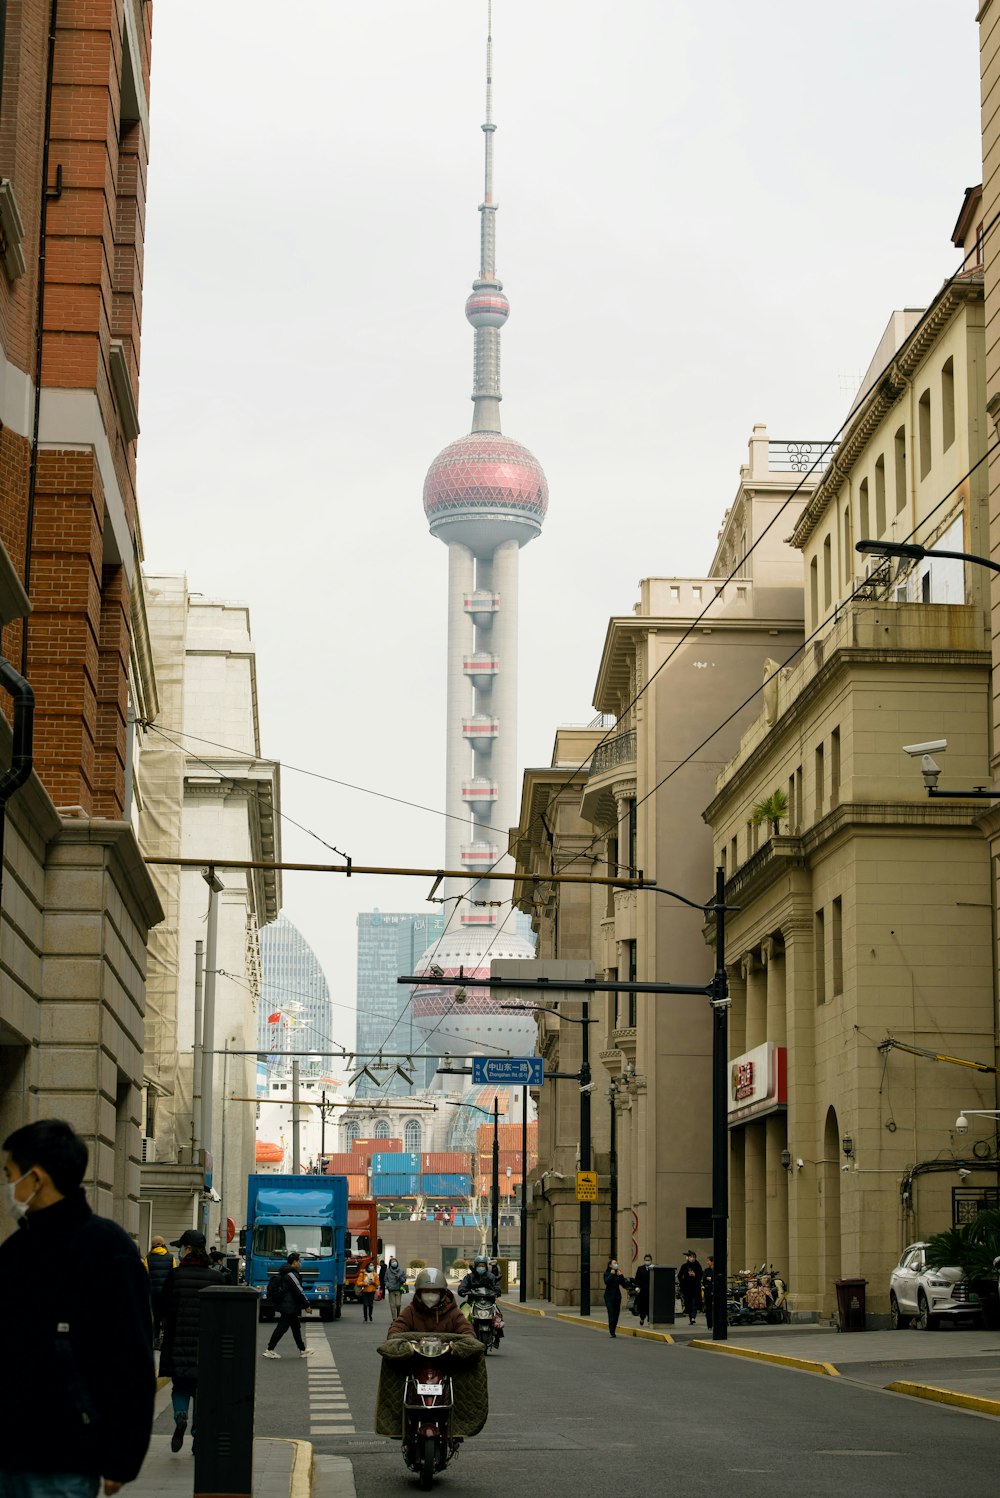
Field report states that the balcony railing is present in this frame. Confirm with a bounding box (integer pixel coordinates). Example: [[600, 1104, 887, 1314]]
[[767, 438, 839, 474], [590, 729, 636, 777]]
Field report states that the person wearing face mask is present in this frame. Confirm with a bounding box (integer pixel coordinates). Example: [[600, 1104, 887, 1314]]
[[158, 1230, 228, 1449], [387, 1267, 476, 1338], [633, 1252, 653, 1327], [0, 1118, 156, 1498], [383, 1255, 407, 1319], [603, 1258, 628, 1337]]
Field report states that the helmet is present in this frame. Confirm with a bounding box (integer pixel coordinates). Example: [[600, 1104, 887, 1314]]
[[473, 1255, 489, 1271], [413, 1267, 448, 1295]]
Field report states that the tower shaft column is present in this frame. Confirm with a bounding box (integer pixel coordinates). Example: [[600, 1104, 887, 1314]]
[[487, 537, 520, 907], [445, 542, 475, 907]]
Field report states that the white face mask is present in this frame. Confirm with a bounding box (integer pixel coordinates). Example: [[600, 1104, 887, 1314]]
[[5, 1172, 38, 1220], [420, 1292, 442, 1308]]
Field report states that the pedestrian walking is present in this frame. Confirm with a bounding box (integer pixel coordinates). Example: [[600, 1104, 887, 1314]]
[[263, 1251, 312, 1358], [633, 1252, 653, 1326], [0, 1117, 156, 1496], [159, 1228, 228, 1452], [360, 1262, 379, 1321], [678, 1249, 703, 1324], [143, 1235, 176, 1348], [702, 1255, 715, 1329], [208, 1247, 232, 1283], [603, 1258, 628, 1337], [384, 1255, 407, 1319]]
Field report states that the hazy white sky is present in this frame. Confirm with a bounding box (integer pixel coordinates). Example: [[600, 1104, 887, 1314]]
[[137, 2, 982, 1070]]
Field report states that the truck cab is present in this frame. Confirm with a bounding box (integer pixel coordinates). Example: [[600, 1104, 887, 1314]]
[[246, 1175, 347, 1322]]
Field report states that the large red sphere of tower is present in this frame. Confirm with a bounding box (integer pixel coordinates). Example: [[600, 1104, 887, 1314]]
[[423, 431, 548, 554]]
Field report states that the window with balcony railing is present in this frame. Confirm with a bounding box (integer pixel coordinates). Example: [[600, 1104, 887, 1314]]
[[590, 729, 636, 776]]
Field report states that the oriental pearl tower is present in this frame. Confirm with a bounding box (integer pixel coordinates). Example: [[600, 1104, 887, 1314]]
[[411, 7, 546, 1077]]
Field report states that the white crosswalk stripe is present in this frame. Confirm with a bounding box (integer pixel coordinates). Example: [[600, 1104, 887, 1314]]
[[305, 1327, 355, 1434]]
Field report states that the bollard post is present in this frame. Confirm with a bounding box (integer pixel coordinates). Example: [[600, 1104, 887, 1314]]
[[194, 1285, 258, 1498]]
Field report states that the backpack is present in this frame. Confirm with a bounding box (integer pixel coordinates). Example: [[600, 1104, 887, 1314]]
[[265, 1274, 283, 1305]]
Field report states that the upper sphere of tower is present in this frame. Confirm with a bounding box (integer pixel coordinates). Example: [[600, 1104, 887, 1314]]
[[424, 431, 548, 553], [466, 289, 510, 329]]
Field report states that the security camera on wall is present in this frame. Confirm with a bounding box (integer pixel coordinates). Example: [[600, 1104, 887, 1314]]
[[903, 740, 948, 756]]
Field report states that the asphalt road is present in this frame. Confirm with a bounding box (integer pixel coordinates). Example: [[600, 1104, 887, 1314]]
[[156, 1301, 1000, 1497]]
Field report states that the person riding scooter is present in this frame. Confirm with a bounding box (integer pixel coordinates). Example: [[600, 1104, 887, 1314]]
[[458, 1255, 501, 1302], [388, 1266, 477, 1338]]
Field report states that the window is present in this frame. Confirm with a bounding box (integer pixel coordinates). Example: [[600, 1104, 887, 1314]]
[[730, 834, 738, 870], [345, 1120, 360, 1147], [795, 765, 803, 828], [842, 505, 853, 585], [788, 772, 796, 830], [686, 1206, 712, 1239], [624, 798, 637, 876], [976, 221, 985, 266], [823, 535, 832, 610], [894, 427, 907, 514], [606, 833, 618, 917], [404, 1119, 422, 1152], [941, 357, 955, 451], [875, 456, 886, 537], [625, 939, 637, 1027], [373, 1119, 390, 1139], [815, 742, 825, 816], [809, 557, 819, 626], [832, 897, 843, 996], [815, 907, 826, 1005], [830, 727, 841, 798], [859, 478, 870, 540], [747, 819, 756, 856], [669, 585, 680, 602], [918, 388, 932, 478]]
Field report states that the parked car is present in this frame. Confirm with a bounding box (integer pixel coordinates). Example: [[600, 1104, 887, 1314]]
[[889, 1242, 983, 1330]]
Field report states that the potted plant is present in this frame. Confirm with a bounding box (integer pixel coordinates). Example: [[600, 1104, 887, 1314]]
[[751, 789, 789, 836], [925, 1209, 1000, 1327]]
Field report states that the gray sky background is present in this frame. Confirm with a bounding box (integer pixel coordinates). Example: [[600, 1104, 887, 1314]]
[[137, 2, 982, 1074]]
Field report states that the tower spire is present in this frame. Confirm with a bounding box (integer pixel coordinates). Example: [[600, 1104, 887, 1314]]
[[465, 0, 509, 433]]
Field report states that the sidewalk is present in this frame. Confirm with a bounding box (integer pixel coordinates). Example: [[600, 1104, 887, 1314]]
[[505, 1296, 1000, 1414], [130, 1383, 308, 1498]]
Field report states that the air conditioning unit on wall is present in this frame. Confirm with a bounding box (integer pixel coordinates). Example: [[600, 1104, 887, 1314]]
[[140, 1136, 157, 1164]]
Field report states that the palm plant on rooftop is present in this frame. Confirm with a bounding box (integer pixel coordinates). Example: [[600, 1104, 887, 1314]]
[[750, 789, 789, 837]]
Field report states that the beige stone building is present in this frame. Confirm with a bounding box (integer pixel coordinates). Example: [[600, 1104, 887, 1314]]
[[704, 240, 994, 1321], [514, 430, 817, 1305]]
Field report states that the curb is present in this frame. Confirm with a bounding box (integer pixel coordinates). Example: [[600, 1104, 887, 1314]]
[[503, 1302, 547, 1317], [282, 1438, 314, 1498], [884, 1380, 1000, 1418], [554, 1312, 674, 1344], [689, 1338, 839, 1377]]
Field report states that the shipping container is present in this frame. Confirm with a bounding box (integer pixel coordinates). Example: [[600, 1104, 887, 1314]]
[[370, 1171, 421, 1198], [476, 1123, 538, 1154], [323, 1153, 357, 1176], [477, 1173, 519, 1198], [421, 1151, 474, 1174], [371, 1151, 421, 1175], [477, 1150, 526, 1174], [351, 1138, 402, 1161], [347, 1174, 369, 1198], [420, 1173, 472, 1198]]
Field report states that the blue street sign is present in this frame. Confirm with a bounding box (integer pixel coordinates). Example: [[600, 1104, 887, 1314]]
[[472, 1056, 543, 1087]]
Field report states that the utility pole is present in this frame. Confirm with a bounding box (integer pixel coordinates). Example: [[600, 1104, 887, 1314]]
[[519, 1083, 528, 1303], [192, 940, 204, 1157], [608, 1079, 618, 1264], [711, 865, 730, 1342], [199, 870, 223, 1239], [292, 1059, 301, 1175], [491, 1095, 500, 1259], [579, 996, 592, 1317]]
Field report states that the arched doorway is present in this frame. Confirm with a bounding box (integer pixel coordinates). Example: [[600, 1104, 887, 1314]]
[[822, 1106, 842, 1311]]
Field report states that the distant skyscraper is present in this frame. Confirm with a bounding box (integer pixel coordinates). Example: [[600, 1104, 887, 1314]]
[[259, 915, 333, 1078], [355, 912, 447, 1095], [412, 6, 543, 1065]]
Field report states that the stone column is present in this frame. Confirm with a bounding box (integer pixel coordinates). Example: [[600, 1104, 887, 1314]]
[[729, 1126, 746, 1272], [781, 913, 819, 1316], [762, 938, 789, 1270], [744, 1120, 767, 1269], [744, 950, 766, 1051]]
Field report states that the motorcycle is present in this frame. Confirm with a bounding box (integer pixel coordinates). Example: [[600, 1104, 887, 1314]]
[[464, 1285, 504, 1352], [400, 1336, 459, 1489]]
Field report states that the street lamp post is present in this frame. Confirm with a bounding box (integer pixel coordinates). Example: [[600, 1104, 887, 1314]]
[[491, 1095, 500, 1260], [608, 1079, 618, 1264]]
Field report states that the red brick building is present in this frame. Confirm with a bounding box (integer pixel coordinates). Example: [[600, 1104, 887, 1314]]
[[0, 1, 161, 1237]]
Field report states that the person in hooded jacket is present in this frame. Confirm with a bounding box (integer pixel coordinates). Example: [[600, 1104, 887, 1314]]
[[262, 1251, 312, 1359], [143, 1236, 175, 1348], [158, 1229, 228, 1452], [0, 1118, 155, 1498], [388, 1267, 476, 1338], [383, 1256, 407, 1318], [457, 1254, 501, 1300]]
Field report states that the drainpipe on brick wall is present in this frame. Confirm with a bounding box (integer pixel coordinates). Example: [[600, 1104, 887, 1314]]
[[0, 655, 35, 909], [21, 0, 60, 678]]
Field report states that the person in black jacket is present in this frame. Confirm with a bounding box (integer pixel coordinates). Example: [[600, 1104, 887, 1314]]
[[0, 1117, 155, 1496], [159, 1229, 227, 1451], [262, 1252, 312, 1358], [143, 1237, 175, 1347], [702, 1255, 715, 1330], [633, 1252, 653, 1326], [678, 1250, 703, 1324], [603, 1258, 628, 1337]]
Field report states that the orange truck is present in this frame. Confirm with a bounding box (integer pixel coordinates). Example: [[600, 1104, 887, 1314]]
[[343, 1197, 382, 1303]]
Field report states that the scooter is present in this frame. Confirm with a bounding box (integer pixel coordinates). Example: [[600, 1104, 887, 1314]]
[[401, 1336, 461, 1489], [465, 1286, 504, 1352]]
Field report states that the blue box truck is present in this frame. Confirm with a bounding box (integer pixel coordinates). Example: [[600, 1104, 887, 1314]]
[[245, 1174, 347, 1322]]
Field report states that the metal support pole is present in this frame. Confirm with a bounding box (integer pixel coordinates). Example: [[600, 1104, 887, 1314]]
[[580, 997, 591, 1317], [200, 870, 223, 1240], [491, 1095, 499, 1259], [320, 1090, 326, 1167], [192, 940, 204, 1157], [609, 1082, 618, 1264], [519, 1084, 528, 1303], [711, 865, 729, 1342], [292, 1059, 301, 1176]]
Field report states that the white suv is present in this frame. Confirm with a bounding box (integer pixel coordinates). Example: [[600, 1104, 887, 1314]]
[[889, 1242, 982, 1330]]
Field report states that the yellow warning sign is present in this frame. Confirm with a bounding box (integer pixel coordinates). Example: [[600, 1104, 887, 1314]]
[[576, 1170, 598, 1202]]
